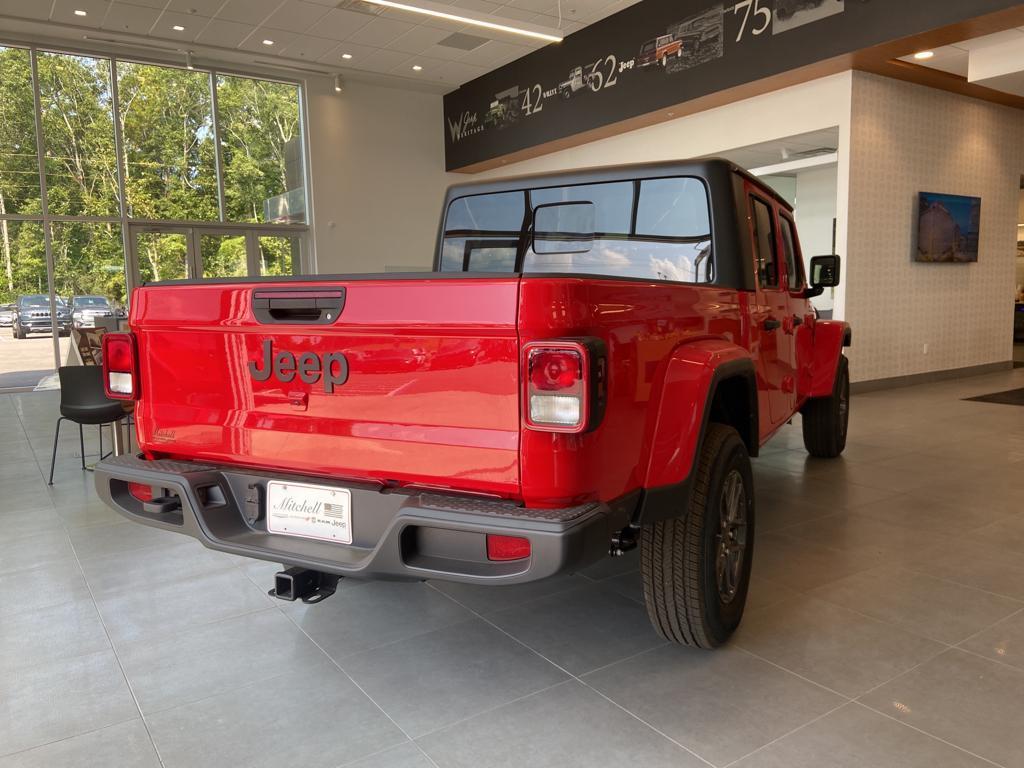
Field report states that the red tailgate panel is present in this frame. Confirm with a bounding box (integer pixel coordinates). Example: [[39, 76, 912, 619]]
[[131, 277, 522, 497]]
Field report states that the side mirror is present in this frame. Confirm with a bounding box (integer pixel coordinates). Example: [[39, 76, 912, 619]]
[[806, 254, 840, 298], [532, 201, 596, 255]]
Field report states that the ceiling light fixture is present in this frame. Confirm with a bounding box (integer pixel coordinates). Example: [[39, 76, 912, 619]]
[[358, 0, 563, 43], [334, 74, 344, 92], [412, 64, 423, 71], [262, 39, 275, 45], [341, 53, 353, 59], [74, 9, 87, 16], [172, 24, 185, 31], [913, 50, 935, 60]]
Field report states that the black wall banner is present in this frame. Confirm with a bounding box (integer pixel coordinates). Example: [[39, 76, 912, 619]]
[[443, 0, 1020, 170]]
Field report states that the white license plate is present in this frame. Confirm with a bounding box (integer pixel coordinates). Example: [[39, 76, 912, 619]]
[[265, 481, 352, 545]]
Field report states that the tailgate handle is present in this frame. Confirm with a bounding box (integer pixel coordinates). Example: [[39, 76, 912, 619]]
[[252, 288, 345, 325]]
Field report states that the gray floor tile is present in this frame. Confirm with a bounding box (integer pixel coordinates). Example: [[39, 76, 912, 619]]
[[488, 583, 665, 675], [0, 649, 139, 757], [959, 608, 1024, 671], [341, 618, 567, 738], [67, 521, 181, 560], [850, 491, 1015, 535], [119, 608, 327, 714], [0, 598, 111, 675], [966, 514, 1024, 555], [94, 567, 273, 646], [147, 660, 406, 768], [417, 681, 706, 768], [907, 539, 1024, 601], [732, 703, 992, 768], [343, 742, 432, 768], [577, 548, 639, 580], [79, 539, 240, 597], [283, 581, 472, 659], [584, 644, 843, 766], [735, 596, 945, 696], [860, 648, 1024, 768], [751, 532, 877, 592], [0, 508, 64, 539], [810, 565, 1022, 644], [0, 559, 91, 620], [0, 528, 76, 575], [783, 513, 953, 566], [429, 572, 588, 615], [0, 719, 160, 768]]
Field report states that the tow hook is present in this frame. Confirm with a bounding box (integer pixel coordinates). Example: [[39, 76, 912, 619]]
[[269, 567, 341, 604], [610, 527, 638, 557]]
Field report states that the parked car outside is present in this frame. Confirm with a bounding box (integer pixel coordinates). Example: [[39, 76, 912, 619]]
[[11, 294, 71, 338], [71, 295, 115, 329], [0, 303, 15, 327]]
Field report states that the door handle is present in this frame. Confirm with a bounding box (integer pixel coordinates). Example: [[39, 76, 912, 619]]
[[762, 318, 781, 331], [792, 315, 804, 327], [252, 288, 345, 325]]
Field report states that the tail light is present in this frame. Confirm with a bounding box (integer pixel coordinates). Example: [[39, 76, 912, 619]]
[[102, 332, 139, 400], [523, 339, 606, 433], [486, 534, 531, 561], [128, 482, 153, 502]]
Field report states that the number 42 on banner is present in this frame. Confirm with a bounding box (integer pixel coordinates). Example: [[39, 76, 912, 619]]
[[733, 0, 771, 41]]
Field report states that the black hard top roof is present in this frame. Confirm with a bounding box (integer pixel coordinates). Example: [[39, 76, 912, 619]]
[[444, 157, 793, 212]]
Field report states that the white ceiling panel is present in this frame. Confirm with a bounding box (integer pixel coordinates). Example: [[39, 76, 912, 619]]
[[193, 17, 255, 46], [314, 8, 375, 41], [102, 3, 163, 34], [389, 24, 452, 55], [318, 40, 378, 64], [360, 46, 415, 73], [0, 0, 53, 20], [218, 0, 283, 25], [279, 34, 338, 59], [52, 0, 110, 28], [238, 27, 299, 52], [433, 58, 487, 83], [162, 0, 225, 12], [347, 17, 418, 47], [263, 0, 331, 34], [151, 10, 208, 40], [458, 38, 530, 67]]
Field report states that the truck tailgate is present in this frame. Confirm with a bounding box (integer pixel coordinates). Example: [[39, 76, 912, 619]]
[[130, 276, 522, 497]]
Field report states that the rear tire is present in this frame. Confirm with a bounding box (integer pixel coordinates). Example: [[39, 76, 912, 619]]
[[13, 324, 25, 339], [640, 423, 754, 648], [802, 354, 849, 458]]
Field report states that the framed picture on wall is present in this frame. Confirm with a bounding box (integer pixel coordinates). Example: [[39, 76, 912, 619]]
[[916, 192, 981, 263]]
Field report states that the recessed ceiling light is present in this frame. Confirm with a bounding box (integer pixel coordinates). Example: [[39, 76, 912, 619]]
[[341, 53, 353, 59], [913, 50, 935, 60], [74, 9, 87, 16], [412, 64, 422, 71], [359, 0, 562, 43], [172, 24, 185, 31], [262, 39, 275, 46]]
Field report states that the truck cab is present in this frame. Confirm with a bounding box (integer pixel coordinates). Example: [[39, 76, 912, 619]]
[[95, 158, 849, 648]]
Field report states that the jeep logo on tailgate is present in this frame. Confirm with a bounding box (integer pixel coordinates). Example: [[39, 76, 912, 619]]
[[249, 339, 348, 393]]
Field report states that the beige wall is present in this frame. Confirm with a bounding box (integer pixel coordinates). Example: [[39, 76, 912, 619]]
[[845, 72, 1024, 382], [304, 76, 455, 274]]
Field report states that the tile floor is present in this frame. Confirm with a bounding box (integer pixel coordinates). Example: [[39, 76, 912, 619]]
[[1, 367, 1024, 768]]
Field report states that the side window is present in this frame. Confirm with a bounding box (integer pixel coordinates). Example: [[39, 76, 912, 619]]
[[778, 215, 803, 291], [750, 197, 778, 288], [440, 191, 524, 272]]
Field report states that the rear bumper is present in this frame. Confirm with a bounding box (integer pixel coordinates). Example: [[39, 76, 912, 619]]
[[93, 454, 634, 585]]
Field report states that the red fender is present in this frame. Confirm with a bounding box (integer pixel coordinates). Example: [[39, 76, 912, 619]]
[[642, 339, 756, 489], [803, 320, 850, 398]]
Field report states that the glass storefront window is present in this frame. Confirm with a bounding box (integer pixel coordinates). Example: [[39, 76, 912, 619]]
[[36, 52, 120, 217], [0, 47, 41, 217], [117, 62, 219, 222], [50, 221, 127, 311], [258, 234, 300, 276], [217, 75, 306, 224], [201, 233, 248, 278]]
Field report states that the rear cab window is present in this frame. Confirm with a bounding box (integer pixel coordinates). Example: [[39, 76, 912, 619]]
[[440, 176, 713, 284], [750, 196, 778, 288]]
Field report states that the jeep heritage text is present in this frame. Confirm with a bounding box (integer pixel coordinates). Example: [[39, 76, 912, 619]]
[[95, 159, 850, 648]]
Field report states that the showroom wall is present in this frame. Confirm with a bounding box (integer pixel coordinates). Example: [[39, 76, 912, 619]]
[[794, 165, 839, 312], [305, 75, 455, 273], [844, 72, 1024, 383]]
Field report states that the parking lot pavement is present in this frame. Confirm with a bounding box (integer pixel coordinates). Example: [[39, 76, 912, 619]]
[[0, 332, 72, 389]]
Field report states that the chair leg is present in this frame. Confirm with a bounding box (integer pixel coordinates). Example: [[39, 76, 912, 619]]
[[78, 423, 85, 471], [48, 417, 65, 486]]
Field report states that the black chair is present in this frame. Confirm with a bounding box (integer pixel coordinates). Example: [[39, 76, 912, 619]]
[[48, 366, 131, 486]]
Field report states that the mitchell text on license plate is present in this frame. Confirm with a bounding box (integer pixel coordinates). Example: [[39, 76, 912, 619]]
[[265, 481, 352, 544]]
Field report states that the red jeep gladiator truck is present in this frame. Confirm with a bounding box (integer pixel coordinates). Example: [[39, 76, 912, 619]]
[[95, 159, 850, 648]]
